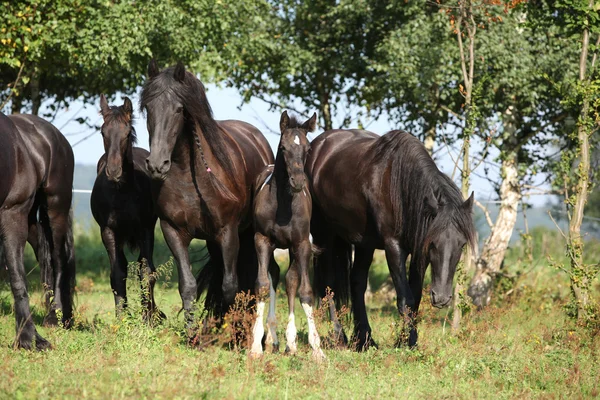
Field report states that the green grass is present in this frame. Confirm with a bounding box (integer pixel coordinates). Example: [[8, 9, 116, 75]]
[[0, 226, 599, 399]]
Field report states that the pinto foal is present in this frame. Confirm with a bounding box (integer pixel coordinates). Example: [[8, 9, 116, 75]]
[[250, 111, 324, 360]]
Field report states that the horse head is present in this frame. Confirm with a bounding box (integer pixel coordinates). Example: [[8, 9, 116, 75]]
[[278, 111, 316, 193], [99, 94, 135, 183]]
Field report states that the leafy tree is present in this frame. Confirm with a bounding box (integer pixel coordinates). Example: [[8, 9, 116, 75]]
[[529, 0, 600, 323], [227, 0, 409, 130], [0, 0, 269, 116], [374, 1, 578, 309]]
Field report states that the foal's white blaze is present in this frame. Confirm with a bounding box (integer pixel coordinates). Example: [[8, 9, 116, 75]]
[[265, 273, 279, 350], [293, 135, 300, 145], [250, 301, 265, 356], [286, 312, 297, 353], [301, 302, 325, 360]]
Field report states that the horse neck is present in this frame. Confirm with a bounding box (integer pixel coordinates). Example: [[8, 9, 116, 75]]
[[121, 139, 135, 180], [273, 149, 293, 205], [171, 121, 240, 203]]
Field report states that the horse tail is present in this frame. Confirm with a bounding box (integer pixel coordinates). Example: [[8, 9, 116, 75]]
[[61, 209, 76, 323], [235, 228, 259, 303], [313, 235, 351, 308], [36, 199, 54, 310]]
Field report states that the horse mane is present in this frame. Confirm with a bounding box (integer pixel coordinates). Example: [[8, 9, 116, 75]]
[[100, 104, 137, 145], [140, 66, 235, 178], [287, 115, 302, 129], [366, 130, 476, 270]]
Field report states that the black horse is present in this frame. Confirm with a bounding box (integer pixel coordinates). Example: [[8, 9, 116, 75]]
[[0, 112, 76, 350], [140, 61, 276, 326], [250, 111, 324, 359], [307, 129, 475, 350], [91, 95, 163, 322]]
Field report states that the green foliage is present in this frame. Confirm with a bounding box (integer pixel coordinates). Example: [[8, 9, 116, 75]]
[[228, 0, 410, 129], [0, 0, 269, 114]]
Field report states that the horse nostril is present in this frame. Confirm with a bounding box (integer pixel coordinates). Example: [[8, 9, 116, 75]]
[[145, 158, 152, 171]]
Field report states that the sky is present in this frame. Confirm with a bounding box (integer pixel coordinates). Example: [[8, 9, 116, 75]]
[[48, 84, 550, 207]]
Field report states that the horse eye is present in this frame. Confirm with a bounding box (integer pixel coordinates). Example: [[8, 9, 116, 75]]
[[175, 106, 183, 114]]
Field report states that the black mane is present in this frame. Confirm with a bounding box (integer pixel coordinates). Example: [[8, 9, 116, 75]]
[[140, 66, 235, 177], [366, 130, 476, 269]]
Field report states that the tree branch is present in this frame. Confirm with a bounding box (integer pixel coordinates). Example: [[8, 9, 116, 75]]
[[0, 57, 26, 111], [474, 199, 493, 228]]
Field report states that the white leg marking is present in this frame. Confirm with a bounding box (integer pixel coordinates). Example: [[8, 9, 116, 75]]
[[286, 312, 297, 354], [265, 273, 279, 351], [250, 301, 265, 357], [302, 302, 325, 361]]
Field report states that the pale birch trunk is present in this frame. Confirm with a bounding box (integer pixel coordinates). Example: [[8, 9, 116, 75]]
[[468, 154, 520, 307]]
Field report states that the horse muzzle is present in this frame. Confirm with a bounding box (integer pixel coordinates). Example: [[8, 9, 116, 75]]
[[146, 157, 171, 180], [431, 290, 453, 309]]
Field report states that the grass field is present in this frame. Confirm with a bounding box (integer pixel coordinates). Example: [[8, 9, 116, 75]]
[[0, 226, 599, 399]]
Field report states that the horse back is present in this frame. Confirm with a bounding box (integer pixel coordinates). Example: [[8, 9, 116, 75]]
[[217, 120, 275, 185], [8, 114, 74, 200], [307, 129, 388, 247], [0, 113, 18, 207]]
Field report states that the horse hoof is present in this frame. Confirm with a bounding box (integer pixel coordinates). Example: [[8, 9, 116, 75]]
[[269, 341, 280, 353], [354, 335, 378, 352], [248, 350, 263, 360], [144, 309, 167, 326], [43, 312, 59, 327], [285, 345, 297, 355], [35, 336, 52, 351], [311, 349, 326, 362], [395, 329, 418, 349], [14, 338, 33, 351]]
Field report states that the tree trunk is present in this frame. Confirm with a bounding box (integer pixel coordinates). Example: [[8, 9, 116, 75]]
[[468, 153, 520, 307], [11, 96, 22, 114], [424, 124, 435, 155], [321, 96, 332, 131], [568, 2, 593, 319], [31, 74, 41, 115], [451, 0, 476, 334]]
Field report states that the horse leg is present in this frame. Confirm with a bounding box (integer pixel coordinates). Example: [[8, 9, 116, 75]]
[[161, 220, 195, 330], [297, 239, 325, 361], [312, 225, 348, 347], [1, 205, 51, 350], [138, 225, 165, 323], [102, 227, 128, 316], [351, 246, 376, 351], [265, 270, 279, 353], [250, 232, 273, 358], [408, 260, 425, 318], [384, 238, 417, 347], [218, 225, 240, 308], [44, 197, 74, 327], [265, 257, 280, 352], [285, 252, 299, 354]]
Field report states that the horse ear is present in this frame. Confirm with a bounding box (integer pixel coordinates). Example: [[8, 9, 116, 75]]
[[174, 62, 186, 83], [122, 97, 133, 117], [301, 112, 317, 132], [280, 110, 290, 132], [99, 94, 109, 118], [148, 58, 160, 79], [424, 192, 439, 216], [463, 191, 474, 211]]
